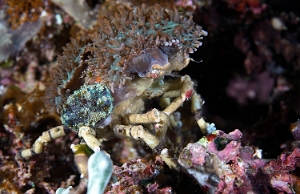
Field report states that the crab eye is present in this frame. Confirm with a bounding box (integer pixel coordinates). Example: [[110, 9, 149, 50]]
[[60, 83, 114, 131], [159, 46, 180, 58]]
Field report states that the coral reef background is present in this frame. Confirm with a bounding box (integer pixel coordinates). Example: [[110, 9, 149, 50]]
[[0, 0, 300, 193]]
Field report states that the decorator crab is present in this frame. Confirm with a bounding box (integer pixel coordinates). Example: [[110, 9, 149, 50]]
[[17, 4, 209, 177]]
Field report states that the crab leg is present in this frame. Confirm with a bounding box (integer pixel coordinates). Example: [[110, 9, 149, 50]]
[[114, 125, 160, 149], [163, 75, 194, 115], [70, 143, 94, 179], [191, 92, 216, 134], [16, 125, 71, 159], [78, 126, 102, 152], [128, 108, 161, 124], [160, 148, 179, 170]]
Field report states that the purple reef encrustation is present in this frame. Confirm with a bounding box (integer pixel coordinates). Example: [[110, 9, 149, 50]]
[[179, 129, 300, 193]]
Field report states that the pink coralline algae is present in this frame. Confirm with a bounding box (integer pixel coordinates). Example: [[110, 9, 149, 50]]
[[105, 154, 168, 193], [178, 129, 300, 193], [263, 148, 300, 193]]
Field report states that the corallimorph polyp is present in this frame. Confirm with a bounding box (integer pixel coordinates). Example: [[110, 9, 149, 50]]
[[84, 3, 208, 90], [60, 83, 114, 131]]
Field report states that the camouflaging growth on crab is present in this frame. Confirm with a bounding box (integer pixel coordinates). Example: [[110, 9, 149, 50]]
[[85, 3, 208, 89], [45, 3, 207, 131]]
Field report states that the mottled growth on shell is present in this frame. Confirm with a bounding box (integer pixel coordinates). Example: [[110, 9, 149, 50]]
[[60, 83, 114, 131]]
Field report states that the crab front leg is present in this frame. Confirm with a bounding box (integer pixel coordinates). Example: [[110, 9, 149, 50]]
[[16, 125, 71, 159], [114, 125, 159, 149], [114, 108, 169, 149], [67, 126, 104, 179], [162, 75, 216, 134], [78, 126, 102, 152], [114, 109, 178, 170]]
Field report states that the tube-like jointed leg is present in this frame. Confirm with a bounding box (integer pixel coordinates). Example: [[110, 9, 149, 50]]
[[16, 125, 71, 159], [114, 125, 160, 149], [78, 126, 102, 152]]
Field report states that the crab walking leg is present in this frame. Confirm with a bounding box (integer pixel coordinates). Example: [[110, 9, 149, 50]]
[[114, 110, 170, 148], [70, 143, 94, 179], [153, 111, 169, 141], [191, 93, 204, 113], [78, 126, 102, 152], [159, 97, 170, 109], [128, 108, 161, 124], [116, 109, 177, 170], [16, 125, 71, 159], [128, 109, 170, 140], [160, 148, 179, 170], [163, 75, 194, 115], [114, 125, 160, 149], [192, 93, 208, 133], [169, 112, 182, 129], [191, 93, 216, 134], [162, 90, 181, 98]]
